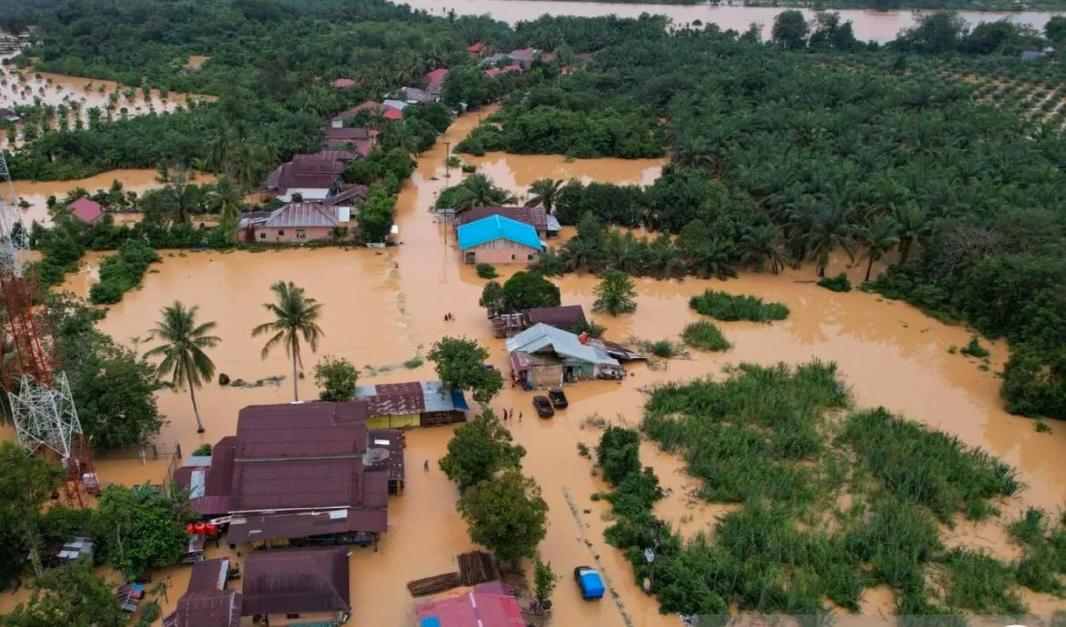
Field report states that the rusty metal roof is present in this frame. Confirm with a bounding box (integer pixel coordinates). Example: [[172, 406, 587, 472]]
[[242, 547, 350, 617], [227, 508, 387, 543], [457, 205, 547, 230], [354, 382, 425, 416], [262, 202, 340, 229]]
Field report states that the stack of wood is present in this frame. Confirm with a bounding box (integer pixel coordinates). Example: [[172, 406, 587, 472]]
[[407, 572, 461, 597], [458, 551, 498, 586]]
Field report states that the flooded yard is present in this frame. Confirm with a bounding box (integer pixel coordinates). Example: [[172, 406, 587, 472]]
[[14, 108, 1063, 624]]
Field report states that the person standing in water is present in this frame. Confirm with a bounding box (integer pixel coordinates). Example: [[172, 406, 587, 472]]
[[423, 459, 430, 472]]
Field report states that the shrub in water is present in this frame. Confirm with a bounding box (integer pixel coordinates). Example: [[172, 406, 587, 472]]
[[817, 272, 852, 292], [681, 320, 731, 352], [689, 290, 789, 322], [475, 262, 497, 279]]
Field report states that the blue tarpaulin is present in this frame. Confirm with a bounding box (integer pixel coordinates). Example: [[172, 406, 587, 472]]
[[450, 389, 469, 411], [419, 618, 442, 627]]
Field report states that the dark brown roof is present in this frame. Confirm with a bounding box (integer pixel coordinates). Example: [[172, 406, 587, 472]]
[[242, 547, 350, 617], [268, 156, 344, 193], [163, 591, 241, 627], [227, 508, 388, 543], [524, 305, 587, 331], [188, 559, 229, 593], [187, 436, 236, 516], [325, 127, 371, 142], [228, 402, 388, 513], [235, 402, 369, 459], [322, 185, 370, 206], [457, 205, 547, 231]]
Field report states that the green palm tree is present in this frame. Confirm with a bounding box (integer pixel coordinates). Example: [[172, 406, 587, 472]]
[[145, 302, 220, 434], [859, 216, 900, 281], [738, 223, 789, 274], [453, 174, 515, 211], [894, 203, 931, 265], [251, 281, 324, 401], [526, 179, 564, 214], [211, 177, 243, 227], [806, 205, 857, 277]]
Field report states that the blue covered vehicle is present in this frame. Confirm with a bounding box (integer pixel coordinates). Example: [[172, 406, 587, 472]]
[[574, 565, 605, 600]]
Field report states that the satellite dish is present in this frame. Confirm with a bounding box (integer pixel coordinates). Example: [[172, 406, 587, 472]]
[[362, 447, 390, 466]]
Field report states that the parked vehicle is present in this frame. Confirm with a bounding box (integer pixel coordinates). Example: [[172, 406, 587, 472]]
[[574, 566, 605, 600], [547, 387, 568, 409], [532, 395, 554, 418]]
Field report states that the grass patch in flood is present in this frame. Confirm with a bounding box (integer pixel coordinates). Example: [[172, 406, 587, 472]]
[[689, 289, 789, 322], [680, 320, 731, 352], [595, 361, 1030, 618]]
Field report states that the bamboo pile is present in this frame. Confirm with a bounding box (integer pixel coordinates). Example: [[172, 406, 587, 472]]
[[458, 551, 498, 586], [406, 572, 460, 597]]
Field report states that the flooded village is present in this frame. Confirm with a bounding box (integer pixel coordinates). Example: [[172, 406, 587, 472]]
[[2, 2, 1066, 627]]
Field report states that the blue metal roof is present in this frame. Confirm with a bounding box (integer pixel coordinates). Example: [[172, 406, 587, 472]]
[[457, 215, 542, 251], [419, 618, 442, 627]]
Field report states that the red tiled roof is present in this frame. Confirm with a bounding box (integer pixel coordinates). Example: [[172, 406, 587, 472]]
[[457, 205, 547, 230], [484, 64, 524, 78], [422, 68, 449, 89], [468, 42, 486, 54], [383, 106, 403, 121], [242, 548, 350, 617], [69, 197, 103, 223], [416, 582, 524, 627], [331, 78, 357, 89]]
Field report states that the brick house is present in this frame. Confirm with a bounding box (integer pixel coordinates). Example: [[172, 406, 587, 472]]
[[240, 202, 352, 243], [457, 215, 544, 265]]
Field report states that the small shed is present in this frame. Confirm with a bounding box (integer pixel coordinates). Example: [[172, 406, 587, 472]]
[[355, 380, 469, 429], [506, 323, 623, 387]]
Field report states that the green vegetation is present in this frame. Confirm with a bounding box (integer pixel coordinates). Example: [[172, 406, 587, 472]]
[[592, 269, 637, 316], [427, 337, 503, 405], [457, 469, 549, 564], [533, 554, 557, 606], [689, 290, 789, 323], [681, 320, 731, 352], [479, 271, 561, 317], [1, 559, 124, 627], [87, 240, 160, 305], [251, 281, 324, 401], [93, 484, 190, 579], [596, 361, 1030, 616], [145, 302, 220, 434], [436, 174, 515, 211], [960, 336, 990, 359], [49, 294, 164, 452], [439, 411, 526, 490], [191, 443, 213, 456], [817, 272, 852, 293], [475, 263, 498, 279], [313, 355, 359, 402], [0, 442, 60, 590]]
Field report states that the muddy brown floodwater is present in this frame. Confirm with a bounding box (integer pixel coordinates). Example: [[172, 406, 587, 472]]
[[11, 169, 217, 226], [4, 108, 1060, 624]]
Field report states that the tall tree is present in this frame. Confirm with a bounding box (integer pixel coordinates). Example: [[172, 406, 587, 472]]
[[439, 410, 526, 490], [738, 223, 789, 274], [458, 469, 548, 564], [252, 281, 324, 401], [526, 179, 564, 214], [859, 216, 900, 281], [895, 203, 931, 265], [2, 559, 124, 627], [805, 205, 856, 277], [0, 442, 60, 582], [428, 337, 503, 406], [145, 302, 219, 434]]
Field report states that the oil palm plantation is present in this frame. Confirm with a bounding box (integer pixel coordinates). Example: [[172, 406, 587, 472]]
[[894, 203, 932, 265], [859, 216, 900, 281], [526, 179, 564, 214], [145, 302, 220, 434], [210, 177, 243, 227], [804, 205, 857, 277], [738, 223, 789, 274], [252, 281, 324, 401], [449, 174, 516, 211]]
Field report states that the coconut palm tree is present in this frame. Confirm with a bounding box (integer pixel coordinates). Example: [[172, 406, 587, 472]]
[[859, 216, 900, 281], [526, 179, 564, 214], [452, 174, 515, 211], [252, 281, 324, 401], [210, 177, 243, 226], [145, 302, 220, 434]]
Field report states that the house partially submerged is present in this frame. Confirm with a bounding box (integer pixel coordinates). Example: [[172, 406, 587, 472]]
[[242, 547, 351, 626], [163, 559, 240, 627], [239, 201, 353, 243], [416, 581, 524, 627], [174, 401, 399, 546], [491, 305, 587, 338], [68, 196, 104, 224], [354, 380, 469, 429], [456, 205, 560, 238], [264, 152, 346, 202], [457, 215, 544, 265], [507, 323, 624, 387]]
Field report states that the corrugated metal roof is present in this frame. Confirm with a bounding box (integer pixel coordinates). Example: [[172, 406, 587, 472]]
[[262, 202, 340, 229], [355, 382, 425, 415], [457, 205, 547, 230], [457, 215, 542, 251], [524, 305, 586, 331], [163, 591, 241, 627], [188, 559, 229, 594], [416, 582, 524, 627], [421, 381, 460, 413], [242, 548, 350, 617], [235, 403, 368, 459], [506, 323, 618, 366], [69, 197, 103, 223], [227, 508, 387, 543]]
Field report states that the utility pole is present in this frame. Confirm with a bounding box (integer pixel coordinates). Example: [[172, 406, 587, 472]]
[[444, 142, 451, 179]]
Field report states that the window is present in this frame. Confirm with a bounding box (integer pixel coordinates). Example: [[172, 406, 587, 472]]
[[511, 254, 516, 261], [278, 230, 285, 236], [258, 232, 266, 240], [528, 254, 534, 260], [296, 229, 306, 239]]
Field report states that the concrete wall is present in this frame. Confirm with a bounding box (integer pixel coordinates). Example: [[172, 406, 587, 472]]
[[462, 240, 540, 264], [525, 363, 563, 388], [253, 226, 336, 243]]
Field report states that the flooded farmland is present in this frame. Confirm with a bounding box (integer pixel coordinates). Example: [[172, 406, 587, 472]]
[[6, 108, 1061, 624]]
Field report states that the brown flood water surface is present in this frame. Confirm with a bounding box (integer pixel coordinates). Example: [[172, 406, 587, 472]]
[[17, 108, 1064, 623], [401, 0, 1065, 43], [12, 169, 217, 226]]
